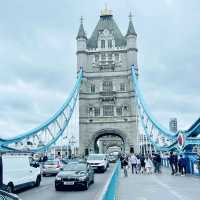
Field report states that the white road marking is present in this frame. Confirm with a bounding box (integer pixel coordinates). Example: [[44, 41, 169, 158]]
[[154, 176, 188, 200]]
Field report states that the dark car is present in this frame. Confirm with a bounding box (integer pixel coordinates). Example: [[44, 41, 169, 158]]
[[0, 190, 21, 200], [55, 163, 94, 191]]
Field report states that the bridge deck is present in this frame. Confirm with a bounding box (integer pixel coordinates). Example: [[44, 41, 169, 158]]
[[119, 168, 200, 200]]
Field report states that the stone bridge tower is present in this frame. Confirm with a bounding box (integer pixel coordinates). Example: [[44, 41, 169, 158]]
[[76, 8, 138, 155]]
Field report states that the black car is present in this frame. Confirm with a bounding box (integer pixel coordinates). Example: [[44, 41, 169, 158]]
[[55, 163, 94, 191], [0, 190, 21, 200]]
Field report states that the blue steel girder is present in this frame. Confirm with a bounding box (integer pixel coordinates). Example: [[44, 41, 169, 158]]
[[131, 65, 178, 139], [0, 68, 83, 152]]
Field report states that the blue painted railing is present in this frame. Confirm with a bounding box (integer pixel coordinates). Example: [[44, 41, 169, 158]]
[[162, 155, 200, 176], [99, 161, 120, 200]]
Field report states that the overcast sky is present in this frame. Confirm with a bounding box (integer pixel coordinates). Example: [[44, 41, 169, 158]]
[[0, 0, 199, 139]]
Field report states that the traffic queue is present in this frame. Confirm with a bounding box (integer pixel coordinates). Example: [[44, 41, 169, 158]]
[[0, 152, 115, 199]]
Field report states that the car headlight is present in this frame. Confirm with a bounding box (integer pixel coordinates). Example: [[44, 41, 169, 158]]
[[79, 176, 87, 181], [98, 162, 105, 166], [56, 176, 62, 181]]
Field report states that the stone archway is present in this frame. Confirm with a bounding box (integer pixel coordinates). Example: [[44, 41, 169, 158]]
[[89, 129, 127, 153]]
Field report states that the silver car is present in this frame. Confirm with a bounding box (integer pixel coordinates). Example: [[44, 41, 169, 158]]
[[42, 160, 62, 176]]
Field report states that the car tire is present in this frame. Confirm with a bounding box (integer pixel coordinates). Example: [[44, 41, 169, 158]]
[[91, 177, 94, 184], [7, 183, 14, 193], [35, 175, 41, 187], [55, 186, 61, 191], [43, 173, 46, 177], [83, 181, 89, 190]]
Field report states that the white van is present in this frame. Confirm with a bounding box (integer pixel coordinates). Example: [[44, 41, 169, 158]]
[[2, 154, 41, 193]]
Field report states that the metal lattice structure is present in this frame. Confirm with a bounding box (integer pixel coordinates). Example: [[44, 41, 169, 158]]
[[131, 65, 200, 152], [0, 68, 83, 153]]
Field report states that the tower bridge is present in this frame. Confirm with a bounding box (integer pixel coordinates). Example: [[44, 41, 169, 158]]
[[0, 7, 200, 200]]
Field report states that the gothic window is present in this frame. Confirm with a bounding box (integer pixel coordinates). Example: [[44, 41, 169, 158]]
[[103, 105, 114, 116], [101, 53, 106, 60], [88, 107, 93, 116], [120, 83, 126, 91], [123, 105, 128, 111], [116, 106, 122, 116], [108, 53, 112, 60], [91, 84, 95, 93], [94, 107, 100, 116], [95, 54, 99, 62], [115, 53, 119, 61], [103, 80, 113, 92], [101, 40, 105, 48], [108, 40, 113, 48]]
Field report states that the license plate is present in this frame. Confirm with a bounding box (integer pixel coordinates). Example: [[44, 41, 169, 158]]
[[64, 181, 74, 185]]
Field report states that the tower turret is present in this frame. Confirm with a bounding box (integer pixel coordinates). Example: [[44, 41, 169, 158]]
[[126, 13, 137, 68], [76, 17, 87, 71]]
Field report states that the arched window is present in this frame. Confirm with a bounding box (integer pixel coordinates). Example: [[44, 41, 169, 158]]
[[91, 84, 95, 93], [101, 40, 105, 48], [103, 105, 114, 116], [108, 40, 113, 48], [103, 80, 113, 92]]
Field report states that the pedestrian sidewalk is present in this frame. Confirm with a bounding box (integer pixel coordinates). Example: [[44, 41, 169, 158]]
[[118, 168, 200, 200]]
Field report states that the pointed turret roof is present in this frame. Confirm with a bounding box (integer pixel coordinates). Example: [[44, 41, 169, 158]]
[[76, 17, 87, 40], [87, 12, 126, 48], [126, 13, 137, 37]]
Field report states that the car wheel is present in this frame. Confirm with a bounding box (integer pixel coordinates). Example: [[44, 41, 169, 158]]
[[55, 186, 61, 191], [83, 181, 89, 190], [7, 183, 14, 193], [35, 175, 41, 187], [91, 177, 94, 184], [43, 173, 46, 177]]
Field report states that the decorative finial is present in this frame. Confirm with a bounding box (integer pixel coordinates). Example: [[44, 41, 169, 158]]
[[80, 16, 83, 24], [129, 12, 133, 22], [100, 4, 112, 16]]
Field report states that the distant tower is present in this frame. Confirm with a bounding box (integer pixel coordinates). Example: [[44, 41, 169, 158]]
[[169, 118, 178, 132], [77, 8, 138, 155]]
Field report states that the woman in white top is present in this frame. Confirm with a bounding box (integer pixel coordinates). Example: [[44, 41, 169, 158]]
[[145, 157, 153, 174]]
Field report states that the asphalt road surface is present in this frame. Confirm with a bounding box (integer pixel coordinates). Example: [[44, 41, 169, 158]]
[[18, 165, 114, 200]]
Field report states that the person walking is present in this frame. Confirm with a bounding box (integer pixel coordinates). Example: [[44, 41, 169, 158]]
[[168, 151, 175, 175], [136, 155, 141, 174], [122, 155, 129, 177], [178, 155, 187, 176], [145, 156, 153, 174], [130, 153, 137, 174], [173, 152, 178, 174], [140, 154, 146, 174]]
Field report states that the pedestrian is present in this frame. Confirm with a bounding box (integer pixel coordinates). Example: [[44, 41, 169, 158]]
[[140, 154, 146, 174], [173, 152, 178, 174], [178, 155, 186, 176], [136, 155, 141, 174], [122, 155, 129, 177], [168, 151, 175, 175], [130, 153, 137, 174], [156, 153, 162, 174], [145, 156, 153, 174]]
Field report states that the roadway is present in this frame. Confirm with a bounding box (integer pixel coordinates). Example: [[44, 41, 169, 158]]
[[120, 168, 200, 200], [18, 165, 114, 200]]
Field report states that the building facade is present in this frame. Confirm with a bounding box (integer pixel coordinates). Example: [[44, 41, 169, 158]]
[[169, 118, 178, 133], [76, 8, 138, 155]]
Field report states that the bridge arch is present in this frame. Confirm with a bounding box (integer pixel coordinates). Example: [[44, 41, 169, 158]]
[[89, 128, 127, 154]]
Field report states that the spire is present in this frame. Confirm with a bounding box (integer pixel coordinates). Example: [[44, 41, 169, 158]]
[[100, 4, 112, 17], [76, 16, 87, 40], [126, 12, 137, 37]]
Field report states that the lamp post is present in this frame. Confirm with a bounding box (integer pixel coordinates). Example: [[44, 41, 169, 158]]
[[61, 136, 68, 158], [69, 136, 77, 158]]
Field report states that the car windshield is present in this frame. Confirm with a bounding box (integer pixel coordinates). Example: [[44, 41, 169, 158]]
[[45, 160, 57, 165], [87, 155, 105, 160], [63, 163, 86, 171]]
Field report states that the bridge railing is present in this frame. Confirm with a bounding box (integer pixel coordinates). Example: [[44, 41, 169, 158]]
[[162, 155, 200, 176], [98, 161, 120, 200]]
